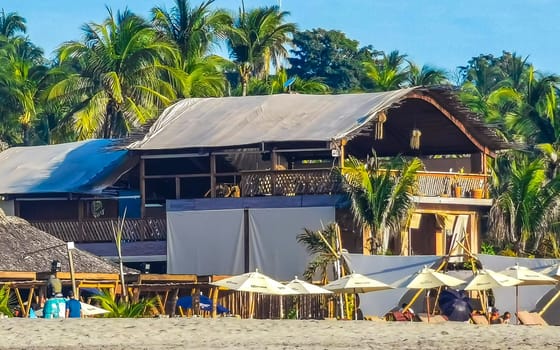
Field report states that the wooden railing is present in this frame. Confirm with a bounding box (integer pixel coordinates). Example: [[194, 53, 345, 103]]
[[30, 218, 167, 243], [239, 169, 489, 198]]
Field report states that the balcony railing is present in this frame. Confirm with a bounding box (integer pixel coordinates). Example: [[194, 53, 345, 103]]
[[30, 218, 167, 243], [239, 169, 489, 198]]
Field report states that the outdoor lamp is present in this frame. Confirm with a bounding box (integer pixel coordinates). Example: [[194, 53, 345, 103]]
[[51, 260, 61, 273], [142, 263, 151, 274]]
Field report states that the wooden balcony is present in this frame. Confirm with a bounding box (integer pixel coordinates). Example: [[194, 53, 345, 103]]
[[239, 169, 489, 199], [30, 218, 167, 243]]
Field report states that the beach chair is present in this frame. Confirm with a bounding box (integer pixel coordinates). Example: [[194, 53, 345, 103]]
[[470, 314, 489, 325], [516, 311, 548, 326], [417, 313, 448, 323], [384, 311, 411, 321]]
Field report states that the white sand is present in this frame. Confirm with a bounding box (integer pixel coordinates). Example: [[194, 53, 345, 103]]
[[0, 318, 558, 349]]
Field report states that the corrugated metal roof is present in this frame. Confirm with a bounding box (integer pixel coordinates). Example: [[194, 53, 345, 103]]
[[0, 139, 133, 195]]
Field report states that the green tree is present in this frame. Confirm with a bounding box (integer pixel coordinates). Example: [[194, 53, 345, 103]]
[[0, 36, 48, 145], [0, 9, 26, 38], [288, 29, 366, 92], [242, 67, 330, 95], [342, 153, 423, 254], [297, 223, 345, 283], [49, 8, 179, 139], [226, 4, 296, 96], [151, 0, 230, 62], [363, 50, 409, 91], [407, 63, 448, 86], [488, 152, 560, 254]]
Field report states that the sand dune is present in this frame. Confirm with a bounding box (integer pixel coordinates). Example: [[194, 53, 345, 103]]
[[0, 318, 558, 350]]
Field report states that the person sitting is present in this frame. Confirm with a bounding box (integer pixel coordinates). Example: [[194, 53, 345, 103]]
[[501, 311, 512, 324], [490, 308, 502, 324], [399, 303, 415, 320], [65, 290, 82, 318]]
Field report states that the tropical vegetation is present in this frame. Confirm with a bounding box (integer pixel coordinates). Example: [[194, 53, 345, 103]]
[[92, 290, 157, 318], [3, 1, 560, 257]]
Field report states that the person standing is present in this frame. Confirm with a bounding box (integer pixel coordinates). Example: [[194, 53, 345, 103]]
[[65, 291, 82, 318]]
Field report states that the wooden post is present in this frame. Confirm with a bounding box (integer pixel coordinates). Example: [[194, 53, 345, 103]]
[[140, 158, 146, 218], [175, 177, 181, 199], [211, 287, 219, 318], [25, 287, 35, 317], [339, 139, 347, 168], [67, 242, 77, 297], [210, 154, 216, 198]]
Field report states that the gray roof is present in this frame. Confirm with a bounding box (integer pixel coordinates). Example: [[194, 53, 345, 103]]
[[129, 87, 509, 154], [130, 88, 415, 150], [0, 139, 133, 195]]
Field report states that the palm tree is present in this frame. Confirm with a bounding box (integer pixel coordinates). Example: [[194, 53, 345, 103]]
[[0, 284, 14, 317], [341, 153, 423, 254], [407, 63, 448, 86], [488, 152, 560, 254], [92, 290, 156, 318], [363, 50, 409, 91], [226, 4, 296, 96], [0, 9, 26, 38], [151, 0, 230, 62], [0, 36, 48, 145], [296, 223, 346, 283], [49, 8, 180, 139], [242, 68, 329, 95]]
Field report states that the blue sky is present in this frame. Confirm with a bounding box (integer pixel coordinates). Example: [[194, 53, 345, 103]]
[[3, 0, 560, 74]]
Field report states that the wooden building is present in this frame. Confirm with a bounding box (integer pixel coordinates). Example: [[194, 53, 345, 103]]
[[0, 87, 509, 275]]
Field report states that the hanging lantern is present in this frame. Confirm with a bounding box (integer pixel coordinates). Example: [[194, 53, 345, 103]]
[[410, 128, 422, 150], [374, 111, 387, 140]]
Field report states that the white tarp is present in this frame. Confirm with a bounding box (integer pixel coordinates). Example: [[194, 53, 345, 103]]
[[130, 89, 415, 150], [167, 206, 335, 280], [249, 207, 335, 280], [343, 253, 441, 317], [167, 209, 245, 275], [477, 254, 560, 321]]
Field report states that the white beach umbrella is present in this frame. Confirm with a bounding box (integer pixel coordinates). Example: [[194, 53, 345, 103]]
[[324, 272, 393, 294], [324, 272, 393, 320], [393, 266, 465, 290], [285, 276, 333, 295], [211, 269, 297, 296], [499, 264, 557, 323], [392, 266, 465, 322], [463, 269, 522, 291], [285, 276, 332, 319]]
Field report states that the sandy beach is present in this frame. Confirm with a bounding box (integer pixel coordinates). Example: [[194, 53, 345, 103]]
[[0, 318, 558, 350]]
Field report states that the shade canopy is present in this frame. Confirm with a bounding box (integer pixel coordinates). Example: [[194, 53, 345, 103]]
[[499, 264, 558, 286], [539, 263, 560, 279], [324, 272, 393, 294], [285, 276, 332, 295], [463, 269, 522, 290], [80, 302, 110, 316], [393, 266, 465, 289], [211, 269, 298, 295]]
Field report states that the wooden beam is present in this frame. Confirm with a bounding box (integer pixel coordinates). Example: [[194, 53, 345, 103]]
[[140, 158, 146, 218], [0, 271, 36, 280], [139, 274, 197, 282], [210, 154, 216, 198], [407, 92, 496, 157]]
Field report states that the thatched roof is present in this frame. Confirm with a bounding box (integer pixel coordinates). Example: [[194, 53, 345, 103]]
[[0, 209, 137, 274]]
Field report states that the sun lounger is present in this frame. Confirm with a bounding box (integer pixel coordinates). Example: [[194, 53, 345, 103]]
[[516, 311, 548, 326], [417, 313, 447, 323], [470, 315, 489, 325], [384, 311, 412, 321]]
